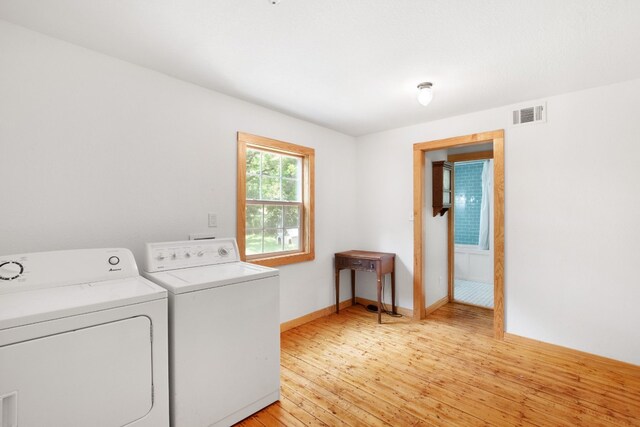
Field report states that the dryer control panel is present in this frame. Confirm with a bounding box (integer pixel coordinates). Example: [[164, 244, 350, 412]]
[[144, 238, 240, 273], [0, 248, 139, 295]]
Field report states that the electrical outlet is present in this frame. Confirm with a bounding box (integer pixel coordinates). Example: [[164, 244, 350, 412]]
[[208, 213, 217, 228]]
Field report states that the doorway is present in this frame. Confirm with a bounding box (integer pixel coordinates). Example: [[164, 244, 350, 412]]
[[413, 130, 505, 339], [448, 150, 494, 309]]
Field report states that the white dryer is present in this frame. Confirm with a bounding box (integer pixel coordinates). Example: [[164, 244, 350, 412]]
[[0, 248, 170, 427], [142, 238, 280, 427]]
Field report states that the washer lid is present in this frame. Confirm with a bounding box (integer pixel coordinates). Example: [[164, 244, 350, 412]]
[[0, 276, 166, 330], [143, 262, 278, 294]]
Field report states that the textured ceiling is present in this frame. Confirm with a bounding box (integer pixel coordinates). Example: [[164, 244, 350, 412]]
[[1, 0, 640, 136]]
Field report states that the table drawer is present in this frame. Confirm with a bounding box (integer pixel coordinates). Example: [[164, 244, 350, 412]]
[[336, 257, 377, 272]]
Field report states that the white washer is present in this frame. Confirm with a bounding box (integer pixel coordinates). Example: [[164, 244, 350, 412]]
[[142, 238, 280, 427], [0, 248, 170, 427]]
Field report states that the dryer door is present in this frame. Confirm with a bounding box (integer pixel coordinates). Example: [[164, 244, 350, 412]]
[[0, 316, 153, 427]]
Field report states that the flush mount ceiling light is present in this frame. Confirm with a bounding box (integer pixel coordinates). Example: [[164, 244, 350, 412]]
[[417, 82, 434, 106]]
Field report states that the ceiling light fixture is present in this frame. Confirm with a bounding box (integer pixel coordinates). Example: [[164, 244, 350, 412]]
[[417, 82, 434, 106]]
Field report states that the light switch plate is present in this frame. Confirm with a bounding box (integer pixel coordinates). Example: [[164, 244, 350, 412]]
[[208, 213, 217, 228]]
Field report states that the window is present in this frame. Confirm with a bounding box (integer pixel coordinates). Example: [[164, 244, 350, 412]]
[[237, 132, 314, 266]]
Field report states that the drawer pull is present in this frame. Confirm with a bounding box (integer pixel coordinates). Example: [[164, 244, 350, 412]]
[[352, 261, 362, 265]]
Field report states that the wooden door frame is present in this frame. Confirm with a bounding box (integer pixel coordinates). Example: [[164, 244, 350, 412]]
[[413, 130, 505, 339], [447, 150, 494, 306]]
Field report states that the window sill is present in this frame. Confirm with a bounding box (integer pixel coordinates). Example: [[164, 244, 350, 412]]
[[247, 251, 315, 267]]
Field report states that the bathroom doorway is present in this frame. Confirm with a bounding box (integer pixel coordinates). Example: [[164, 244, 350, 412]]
[[413, 130, 504, 339], [448, 149, 494, 309]]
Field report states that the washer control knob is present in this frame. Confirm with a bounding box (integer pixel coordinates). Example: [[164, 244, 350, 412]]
[[156, 253, 166, 261], [171, 253, 177, 259], [108, 256, 120, 266], [184, 252, 191, 258], [197, 251, 205, 257], [218, 247, 229, 257], [0, 261, 24, 281]]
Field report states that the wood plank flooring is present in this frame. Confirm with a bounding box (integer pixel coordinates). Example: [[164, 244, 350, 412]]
[[237, 303, 640, 426]]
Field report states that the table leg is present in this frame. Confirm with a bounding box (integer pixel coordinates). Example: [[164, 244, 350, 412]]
[[391, 269, 397, 315], [351, 270, 356, 306], [377, 274, 382, 324], [335, 268, 340, 314]]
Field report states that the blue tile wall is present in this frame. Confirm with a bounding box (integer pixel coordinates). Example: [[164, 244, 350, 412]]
[[454, 161, 484, 245]]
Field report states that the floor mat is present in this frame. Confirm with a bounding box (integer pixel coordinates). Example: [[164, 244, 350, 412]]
[[454, 279, 493, 308]]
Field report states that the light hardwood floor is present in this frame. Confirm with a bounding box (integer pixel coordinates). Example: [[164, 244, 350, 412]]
[[237, 303, 640, 426]]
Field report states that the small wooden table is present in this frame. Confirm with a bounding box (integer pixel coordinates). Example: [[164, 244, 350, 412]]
[[334, 250, 396, 324]]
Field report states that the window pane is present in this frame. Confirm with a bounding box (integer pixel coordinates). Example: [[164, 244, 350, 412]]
[[246, 175, 260, 200], [239, 134, 313, 263], [282, 156, 300, 179], [284, 228, 300, 251], [284, 206, 300, 228], [246, 205, 263, 229], [261, 152, 281, 177], [264, 228, 284, 253], [282, 178, 301, 202], [246, 149, 261, 175], [246, 230, 263, 255], [261, 176, 281, 200], [264, 205, 283, 228]]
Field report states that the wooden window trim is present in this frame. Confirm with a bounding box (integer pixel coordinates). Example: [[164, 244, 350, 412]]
[[237, 132, 315, 267]]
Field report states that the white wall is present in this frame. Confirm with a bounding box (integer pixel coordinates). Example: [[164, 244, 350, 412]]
[[351, 127, 415, 309], [355, 78, 640, 365], [0, 20, 359, 323], [3, 19, 640, 365], [424, 150, 449, 307]]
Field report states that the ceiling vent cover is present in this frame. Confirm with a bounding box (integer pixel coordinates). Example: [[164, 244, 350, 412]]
[[512, 102, 546, 126]]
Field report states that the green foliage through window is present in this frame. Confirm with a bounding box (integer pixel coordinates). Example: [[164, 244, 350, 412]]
[[246, 148, 303, 256], [246, 149, 301, 202]]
